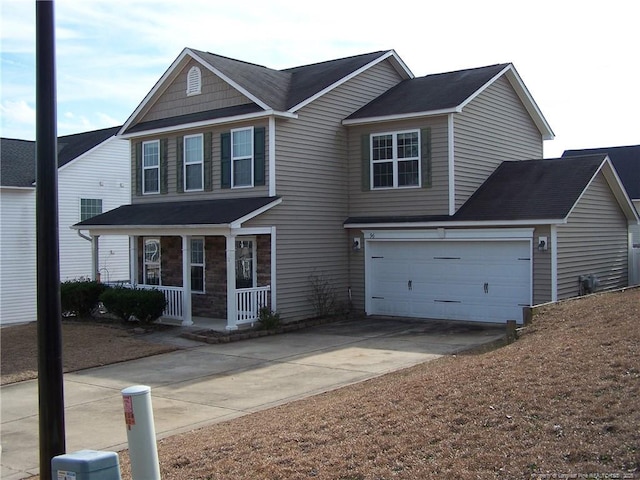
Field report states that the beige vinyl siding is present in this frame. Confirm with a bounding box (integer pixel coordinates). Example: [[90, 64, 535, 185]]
[[532, 225, 552, 304], [454, 76, 543, 210], [246, 59, 405, 321], [132, 120, 269, 204], [0, 189, 37, 324], [347, 116, 450, 216], [556, 173, 629, 299], [345, 228, 366, 313], [141, 59, 253, 123]]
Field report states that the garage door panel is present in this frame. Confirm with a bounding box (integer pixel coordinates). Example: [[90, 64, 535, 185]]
[[367, 240, 531, 323]]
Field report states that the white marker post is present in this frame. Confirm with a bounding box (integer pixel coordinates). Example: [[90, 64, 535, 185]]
[[121, 385, 161, 480]]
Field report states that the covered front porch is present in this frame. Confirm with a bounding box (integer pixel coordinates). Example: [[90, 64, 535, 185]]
[[72, 196, 281, 330]]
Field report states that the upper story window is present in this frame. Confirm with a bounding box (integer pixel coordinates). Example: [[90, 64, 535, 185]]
[[142, 140, 160, 194], [184, 134, 204, 191], [371, 130, 420, 189], [186, 66, 201, 96], [232, 127, 254, 188], [80, 198, 102, 221]]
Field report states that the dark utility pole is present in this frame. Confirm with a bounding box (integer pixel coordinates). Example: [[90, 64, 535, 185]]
[[35, 0, 66, 477]]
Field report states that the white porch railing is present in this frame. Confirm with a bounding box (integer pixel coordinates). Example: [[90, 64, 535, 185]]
[[236, 286, 271, 325]]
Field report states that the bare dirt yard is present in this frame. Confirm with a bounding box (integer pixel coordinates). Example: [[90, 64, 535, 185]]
[[1, 321, 175, 385], [9, 287, 639, 479]]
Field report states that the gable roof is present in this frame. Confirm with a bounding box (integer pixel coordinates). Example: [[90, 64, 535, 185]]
[[562, 145, 640, 200], [453, 155, 606, 221], [120, 49, 413, 135], [345, 155, 638, 227], [73, 196, 282, 230], [343, 63, 554, 140], [1, 126, 121, 187]]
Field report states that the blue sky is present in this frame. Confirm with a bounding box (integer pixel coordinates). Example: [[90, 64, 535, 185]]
[[1, 0, 637, 158]]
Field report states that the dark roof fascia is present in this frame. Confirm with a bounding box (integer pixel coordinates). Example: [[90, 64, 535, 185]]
[[73, 196, 282, 231], [122, 104, 266, 135]]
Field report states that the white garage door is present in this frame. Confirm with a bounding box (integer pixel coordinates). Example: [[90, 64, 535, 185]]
[[367, 240, 531, 323]]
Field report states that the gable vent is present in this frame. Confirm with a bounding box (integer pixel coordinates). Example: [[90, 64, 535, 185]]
[[186, 66, 201, 96]]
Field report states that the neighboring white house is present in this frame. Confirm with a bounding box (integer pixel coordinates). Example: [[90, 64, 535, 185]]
[[0, 126, 131, 325]]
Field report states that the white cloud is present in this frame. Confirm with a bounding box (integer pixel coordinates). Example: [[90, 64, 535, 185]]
[[0, 100, 36, 139]]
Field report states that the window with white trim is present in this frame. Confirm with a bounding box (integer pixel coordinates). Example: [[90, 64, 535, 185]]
[[142, 140, 160, 194], [371, 130, 420, 189], [186, 66, 201, 96], [190, 238, 205, 293], [80, 198, 102, 221], [144, 238, 161, 285], [184, 134, 203, 191], [231, 127, 254, 188]]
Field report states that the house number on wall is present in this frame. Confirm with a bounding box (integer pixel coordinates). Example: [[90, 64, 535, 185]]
[[369, 233, 375, 239]]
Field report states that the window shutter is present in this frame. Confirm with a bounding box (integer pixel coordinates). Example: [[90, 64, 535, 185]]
[[221, 132, 231, 189], [361, 134, 370, 191], [135, 142, 142, 196], [421, 127, 432, 188], [254, 127, 266, 186], [204, 132, 212, 191], [160, 138, 168, 194], [176, 136, 184, 193]]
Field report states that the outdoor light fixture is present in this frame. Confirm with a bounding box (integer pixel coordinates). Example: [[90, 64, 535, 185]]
[[538, 236, 548, 251], [352, 237, 361, 252]]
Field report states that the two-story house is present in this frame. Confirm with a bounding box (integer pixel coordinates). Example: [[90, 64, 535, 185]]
[[74, 49, 638, 329]]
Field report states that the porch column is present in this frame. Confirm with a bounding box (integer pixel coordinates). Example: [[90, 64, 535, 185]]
[[129, 236, 138, 286], [226, 234, 237, 330], [91, 235, 100, 282], [181, 235, 193, 326]]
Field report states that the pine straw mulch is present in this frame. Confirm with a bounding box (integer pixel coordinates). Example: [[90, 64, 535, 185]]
[[0, 321, 176, 385], [112, 288, 638, 480]]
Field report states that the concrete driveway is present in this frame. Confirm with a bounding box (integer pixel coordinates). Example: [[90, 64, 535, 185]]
[[1, 317, 505, 480]]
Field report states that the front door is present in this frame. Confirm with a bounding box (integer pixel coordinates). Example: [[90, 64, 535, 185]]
[[235, 239, 255, 289]]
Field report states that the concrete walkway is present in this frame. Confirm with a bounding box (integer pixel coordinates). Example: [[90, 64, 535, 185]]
[[1, 317, 505, 480]]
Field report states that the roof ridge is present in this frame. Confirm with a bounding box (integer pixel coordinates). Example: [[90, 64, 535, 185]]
[[281, 50, 391, 72]]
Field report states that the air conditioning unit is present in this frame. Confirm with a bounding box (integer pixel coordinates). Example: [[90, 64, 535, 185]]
[[578, 274, 600, 295]]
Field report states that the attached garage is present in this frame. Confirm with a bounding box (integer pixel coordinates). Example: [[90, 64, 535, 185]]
[[364, 230, 533, 324]]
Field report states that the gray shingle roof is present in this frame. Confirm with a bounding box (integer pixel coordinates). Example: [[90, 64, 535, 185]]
[[345, 63, 509, 120], [453, 155, 605, 221], [191, 49, 392, 111], [74, 196, 280, 228], [1, 126, 121, 187], [562, 145, 640, 199]]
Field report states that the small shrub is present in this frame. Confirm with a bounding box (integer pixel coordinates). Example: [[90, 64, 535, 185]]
[[99, 287, 167, 325], [308, 272, 337, 318], [257, 306, 280, 330], [61, 279, 109, 318]]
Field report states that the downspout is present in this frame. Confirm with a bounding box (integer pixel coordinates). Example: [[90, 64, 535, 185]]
[[448, 114, 455, 216], [269, 115, 276, 197], [76, 229, 92, 242]]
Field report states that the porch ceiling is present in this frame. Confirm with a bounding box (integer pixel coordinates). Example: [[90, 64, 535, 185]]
[[73, 196, 281, 232]]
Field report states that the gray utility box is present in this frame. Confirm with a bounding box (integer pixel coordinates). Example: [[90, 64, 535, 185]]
[[51, 450, 121, 480]]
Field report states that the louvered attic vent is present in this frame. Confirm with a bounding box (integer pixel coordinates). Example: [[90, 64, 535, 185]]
[[186, 66, 201, 96]]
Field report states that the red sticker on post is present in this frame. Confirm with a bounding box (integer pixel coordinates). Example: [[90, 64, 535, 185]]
[[123, 395, 135, 430]]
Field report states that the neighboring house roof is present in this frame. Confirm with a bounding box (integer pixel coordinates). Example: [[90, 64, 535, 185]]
[[343, 63, 554, 140], [0, 138, 36, 187], [0, 126, 121, 187], [562, 145, 640, 200], [73, 196, 282, 230], [121, 49, 413, 135], [345, 155, 638, 226]]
